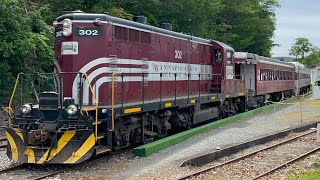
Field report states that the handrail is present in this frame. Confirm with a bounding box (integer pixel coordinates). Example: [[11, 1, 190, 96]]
[[110, 72, 122, 132], [7, 73, 22, 113], [82, 73, 99, 141], [6, 73, 23, 126]]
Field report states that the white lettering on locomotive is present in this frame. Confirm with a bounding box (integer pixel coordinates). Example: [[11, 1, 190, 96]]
[[71, 58, 212, 104], [78, 29, 99, 36], [175, 50, 182, 59]]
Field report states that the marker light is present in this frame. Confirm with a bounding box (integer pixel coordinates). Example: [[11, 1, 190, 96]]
[[62, 28, 72, 37], [21, 104, 32, 114], [63, 19, 72, 28], [66, 105, 77, 115], [62, 19, 72, 37]]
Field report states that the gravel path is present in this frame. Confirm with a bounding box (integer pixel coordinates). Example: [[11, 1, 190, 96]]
[[0, 96, 320, 180]]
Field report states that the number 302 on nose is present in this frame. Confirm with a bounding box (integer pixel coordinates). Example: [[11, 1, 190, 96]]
[[75, 27, 102, 38]]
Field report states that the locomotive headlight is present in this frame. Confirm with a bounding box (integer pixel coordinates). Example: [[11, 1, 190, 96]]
[[62, 19, 72, 37], [62, 19, 72, 28], [62, 28, 72, 37], [21, 104, 32, 114], [66, 105, 78, 115]]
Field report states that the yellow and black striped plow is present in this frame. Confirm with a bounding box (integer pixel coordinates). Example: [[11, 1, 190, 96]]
[[3, 127, 95, 164]]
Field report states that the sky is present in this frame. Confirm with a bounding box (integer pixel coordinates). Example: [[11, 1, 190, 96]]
[[271, 0, 320, 57]]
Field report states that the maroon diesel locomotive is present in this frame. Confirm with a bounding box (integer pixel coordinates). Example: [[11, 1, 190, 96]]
[[4, 12, 310, 164]]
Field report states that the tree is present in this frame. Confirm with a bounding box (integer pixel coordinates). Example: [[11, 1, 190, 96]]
[[0, 0, 53, 105], [289, 38, 314, 60], [301, 50, 320, 67], [0, 0, 280, 105], [216, 0, 279, 57]]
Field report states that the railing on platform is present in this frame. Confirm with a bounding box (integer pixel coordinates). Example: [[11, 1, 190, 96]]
[[109, 72, 221, 113], [5, 72, 99, 141]]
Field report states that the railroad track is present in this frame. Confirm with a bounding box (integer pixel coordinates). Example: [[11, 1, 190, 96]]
[[0, 137, 7, 149], [0, 156, 110, 180], [32, 155, 111, 180], [0, 164, 25, 174], [0, 149, 127, 180], [0, 134, 130, 180], [178, 130, 319, 180]]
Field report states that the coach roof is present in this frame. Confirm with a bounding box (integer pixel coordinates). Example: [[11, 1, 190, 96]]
[[257, 55, 295, 68]]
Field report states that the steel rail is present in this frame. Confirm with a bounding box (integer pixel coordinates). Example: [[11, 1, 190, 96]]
[[0, 165, 24, 174], [32, 155, 111, 180], [177, 130, 316, 180], [0, 138, 7, 149], [251, 146, 320, 180], [33, 168, 70, 180]]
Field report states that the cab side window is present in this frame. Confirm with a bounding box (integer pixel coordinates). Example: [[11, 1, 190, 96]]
[[214, 49, 222, 63], [226, 51, 232, 64]]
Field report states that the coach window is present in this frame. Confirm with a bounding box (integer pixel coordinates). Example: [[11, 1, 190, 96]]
[[284, 71, 287, 80], [264, 69, 267, 81], [214, 49, 222, 63]]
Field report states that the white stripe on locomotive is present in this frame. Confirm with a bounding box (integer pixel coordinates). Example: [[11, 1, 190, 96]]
[[72, 58, 212, 104]]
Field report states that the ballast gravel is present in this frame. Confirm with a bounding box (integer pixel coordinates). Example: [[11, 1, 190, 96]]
[[0, 96, 320, 180], [193, 133, 318, 180]]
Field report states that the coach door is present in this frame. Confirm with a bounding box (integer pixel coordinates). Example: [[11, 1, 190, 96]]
[[245, 63, 256, 96]]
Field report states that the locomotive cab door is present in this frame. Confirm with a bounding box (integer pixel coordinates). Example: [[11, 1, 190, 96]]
[[210, 48, 223, 93]]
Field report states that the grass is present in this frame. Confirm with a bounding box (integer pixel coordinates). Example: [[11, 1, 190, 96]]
[[286, 157, 320, 180], [286, 169, 320, 180]]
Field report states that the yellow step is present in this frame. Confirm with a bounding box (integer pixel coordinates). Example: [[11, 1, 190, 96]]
[[96, 135, 105, 140], [96, 146, 111, 155], [93, 120, 102, 125]]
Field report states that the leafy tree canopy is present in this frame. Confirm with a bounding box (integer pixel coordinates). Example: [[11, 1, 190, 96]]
[[0, 0, 53, 105], [289, 38, 314, 60], [289, 37, 320, 67], [0, 0, 280, 105]]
